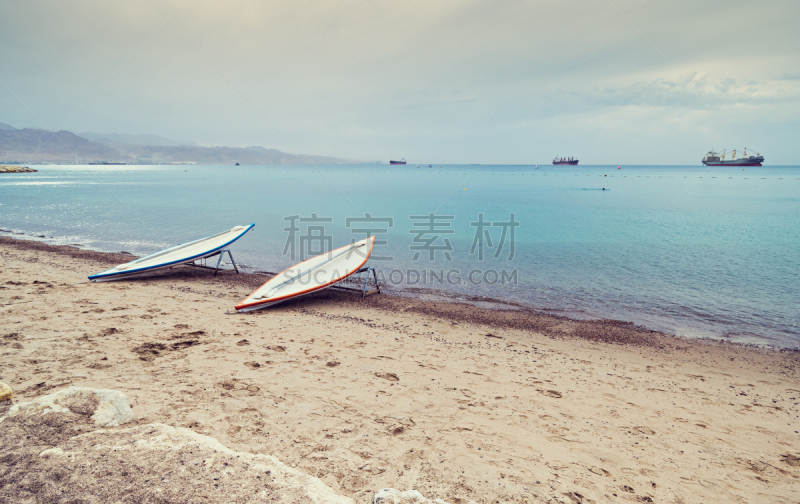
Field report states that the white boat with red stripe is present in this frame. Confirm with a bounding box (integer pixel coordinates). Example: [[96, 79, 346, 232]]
[[235, 236, 376, 312]]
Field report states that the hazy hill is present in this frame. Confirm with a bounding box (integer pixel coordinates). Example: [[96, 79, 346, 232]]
[[119, 144, 355, 165], [0, 124, 361, 165], [77, 131, 198, 147], [0, 128, 121, 163]]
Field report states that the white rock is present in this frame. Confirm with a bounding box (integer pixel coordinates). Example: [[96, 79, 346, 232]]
[[4, 387, 354, 504], [0, 386, 134, 427], [372, 488, 398, 504], [401, 490, 426, 502], [44, 423, 355, 504], [372, 488, 451, 504]]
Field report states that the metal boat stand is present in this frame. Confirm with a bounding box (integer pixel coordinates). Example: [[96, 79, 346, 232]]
[[331, 267, 380, 298], [185, 249, 240, 276]]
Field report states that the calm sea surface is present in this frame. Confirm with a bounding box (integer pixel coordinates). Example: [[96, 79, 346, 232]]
[[2, 164, 799, 347]]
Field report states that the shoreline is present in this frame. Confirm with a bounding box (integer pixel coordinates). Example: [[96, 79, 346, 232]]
[[0, 234, 771, 351], [1, 234, 799, 502], [1, 232, 796, 352]]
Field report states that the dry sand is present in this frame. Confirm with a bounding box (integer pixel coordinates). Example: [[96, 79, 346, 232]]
[[1, 236, 799, 503]]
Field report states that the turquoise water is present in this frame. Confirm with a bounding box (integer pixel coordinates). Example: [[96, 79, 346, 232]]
[[2, 164, 799, 347]]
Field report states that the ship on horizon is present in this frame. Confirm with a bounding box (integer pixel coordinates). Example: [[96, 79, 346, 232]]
[[552, 156, 578, 165], [389, 158, 406, 165], [702, 148, 763, 166]]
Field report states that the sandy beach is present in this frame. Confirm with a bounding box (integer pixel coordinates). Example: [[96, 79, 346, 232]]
[[1, 236, 799, 503]]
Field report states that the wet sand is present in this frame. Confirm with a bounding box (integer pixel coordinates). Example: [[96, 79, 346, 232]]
[[1, 236, 799, 503]]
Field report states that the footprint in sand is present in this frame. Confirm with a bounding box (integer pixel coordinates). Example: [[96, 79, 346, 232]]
[[218, 379, 260, 395], [170, 340, 199, 350], [133, 342, 167, 361], [174, 330, 205, 338], [589, 466, 611, 476], [132, 340, 199, 361]]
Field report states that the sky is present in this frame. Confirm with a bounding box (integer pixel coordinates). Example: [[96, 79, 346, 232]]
[[1, 0, 798, 164]]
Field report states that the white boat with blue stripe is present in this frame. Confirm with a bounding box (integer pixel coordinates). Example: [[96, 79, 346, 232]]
[[88, 224, 254, 282]]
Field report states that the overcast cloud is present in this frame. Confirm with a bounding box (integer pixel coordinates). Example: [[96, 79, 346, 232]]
[[1, 0, 798, 164]]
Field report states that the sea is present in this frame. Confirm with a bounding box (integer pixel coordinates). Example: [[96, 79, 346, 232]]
[[2, 163, 799, 348]]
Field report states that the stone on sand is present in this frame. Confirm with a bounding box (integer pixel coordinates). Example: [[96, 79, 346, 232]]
[[0, 385, 134, 427], [0, 381, 12, 402]]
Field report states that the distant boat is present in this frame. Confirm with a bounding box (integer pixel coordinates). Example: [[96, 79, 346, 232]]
[[553, 156, 578, 165], [702, 148, 763, 166], [235, 162, 240, 166], [390, 158, 407, 165]]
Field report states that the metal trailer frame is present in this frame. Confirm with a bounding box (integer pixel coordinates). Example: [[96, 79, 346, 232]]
[[330, 266, 380, 298], [185, 248, 240, 276]]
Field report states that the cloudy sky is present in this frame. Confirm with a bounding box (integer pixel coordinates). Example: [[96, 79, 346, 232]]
[[1, 0, 798, 164]]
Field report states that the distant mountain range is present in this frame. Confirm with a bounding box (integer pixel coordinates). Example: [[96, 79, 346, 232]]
[[0, 122, 363, 165], [76, 131, 199, 148]]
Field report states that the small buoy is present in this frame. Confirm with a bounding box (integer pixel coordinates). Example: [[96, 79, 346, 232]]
[[618, 166, 621, 169], [464, 188, 467, 190], [602, 187, 605, 191]]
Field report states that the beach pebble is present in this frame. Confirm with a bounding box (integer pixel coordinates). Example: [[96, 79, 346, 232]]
[[0, 382, 12, 402]]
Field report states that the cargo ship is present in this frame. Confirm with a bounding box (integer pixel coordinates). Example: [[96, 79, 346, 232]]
[[552, 156, 578, 165], [389, 158, 406, 165], [702, 148, 763, 166]]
